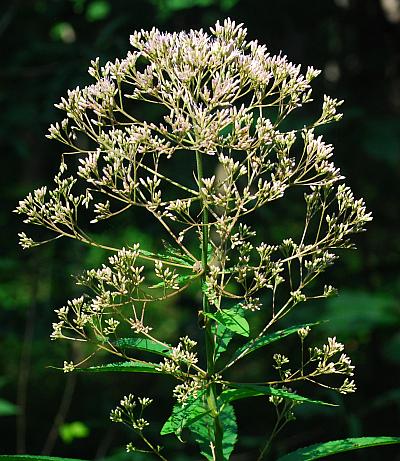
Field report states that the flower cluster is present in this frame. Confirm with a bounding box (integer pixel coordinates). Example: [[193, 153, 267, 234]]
[[110, 395, 166, 457], [270, 331, 356, 395], [50, 244, 194, 344], [157, 336, 203, 404], [110, 394, 152, 430], [15, 20, 371, 331], [15, 19, 372, 459]]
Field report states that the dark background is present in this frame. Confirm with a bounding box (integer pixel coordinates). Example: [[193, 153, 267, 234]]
[[1, 0, 399, 459]]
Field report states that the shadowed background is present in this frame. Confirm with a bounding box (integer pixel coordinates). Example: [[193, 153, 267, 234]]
[[0, 0, 399, 459]]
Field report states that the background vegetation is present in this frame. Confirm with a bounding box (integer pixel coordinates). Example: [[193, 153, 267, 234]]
[[1, 0, 399, 459]]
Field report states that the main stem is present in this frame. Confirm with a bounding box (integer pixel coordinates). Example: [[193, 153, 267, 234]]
[[196, 151, 224, 461]]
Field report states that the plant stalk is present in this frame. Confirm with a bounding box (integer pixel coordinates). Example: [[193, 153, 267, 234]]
[[196, 151, 224, 461]]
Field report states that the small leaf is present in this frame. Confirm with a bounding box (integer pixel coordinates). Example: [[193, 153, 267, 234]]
[[159, 240, 194, 265], [86, 0, 110, 22], [140, 248, 193, 266], [59, 421, 90, 444], [205, 308, 249, 337], [0, 398, 18, 416], [207, 242, 213, 262], [0, 457, 86, 461], [77, 361, 161, 374], [50, 22, 76, 44], [219, 384, 336, 407], [189, 403, 238, 461], [229, 322, 320, 363], [112, 338, 171, 357], [149, 274, 196, 289], [276, 436, 400, 461]]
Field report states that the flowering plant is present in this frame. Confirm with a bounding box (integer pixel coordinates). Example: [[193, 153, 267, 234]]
[[12, 18, 400, 461]]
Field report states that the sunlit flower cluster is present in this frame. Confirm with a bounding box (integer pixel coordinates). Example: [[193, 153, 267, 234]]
[[15, 19, 372, 458]]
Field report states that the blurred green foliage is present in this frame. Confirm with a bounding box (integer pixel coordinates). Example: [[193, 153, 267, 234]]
[[0, 377, 18, 417], [59, 421, 90, 444], [0, 0, 399, 460]]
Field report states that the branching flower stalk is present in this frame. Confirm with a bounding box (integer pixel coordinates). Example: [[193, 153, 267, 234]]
[[16, 19, 374, 460]]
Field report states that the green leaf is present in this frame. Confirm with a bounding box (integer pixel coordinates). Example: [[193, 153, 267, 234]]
[[189, 403, 237, 461], [220, 0, 240, 10], [0, 457, 86, 461], [86, 0, 110, 22], [59, 421, 90, 444], [149, 274, 197, 289], [112, 338, 171, 357], [205, 308, 249, 337], [161, 392, 208, 436], [212, 307, 247, 360], [276, 436, 400, 461], [78, 361, 161, 374], [163, 0, 214, 12], [324, 290, 397, 339], [207, 242, 213, 263], [0, 398, 18, 416], [159, 240, 194, 265], [229, 322, 319, 363], [219, 384, 336, 407], [213, 322, 235, 360], [49, 22, 76, 44], [140, 247, 193, 266]]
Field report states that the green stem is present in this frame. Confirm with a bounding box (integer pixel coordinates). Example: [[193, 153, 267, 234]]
[[257, 406, 287, 461], [196, 151, 224, 461]]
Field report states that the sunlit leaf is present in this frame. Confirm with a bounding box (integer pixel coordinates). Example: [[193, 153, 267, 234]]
[[229, 322, 320, 363], [161, 392, 208, 436], [159, 240, 195, 265], [140, 248, 193, 266], [276, 436, 400, 461], [77, 361, 161, 374], [112, 337, 171, 357], [189, 403, 237, 461], [213, 322, 235, 360], [205, 308, 249, 337], [219, 384, 336, 407], [59, 421, 90, 444]]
